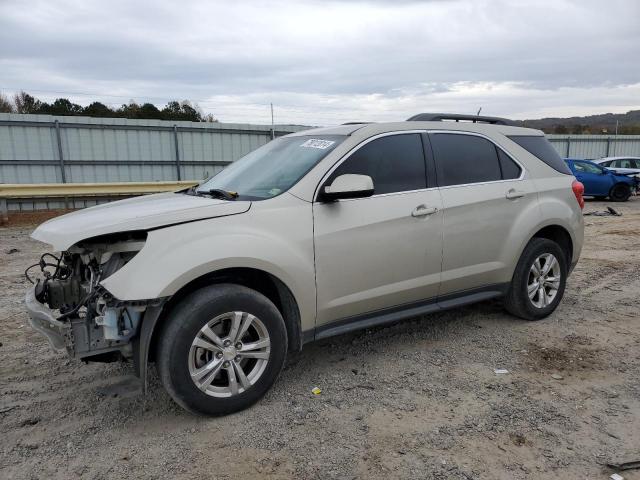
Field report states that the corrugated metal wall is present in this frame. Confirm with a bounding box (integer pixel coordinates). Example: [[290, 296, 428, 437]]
[[3, 114, 640, 213], [546, 134, 640, 159], [0, 113, 309, 185]]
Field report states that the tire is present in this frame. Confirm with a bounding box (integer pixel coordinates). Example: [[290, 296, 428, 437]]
[[609, 183, 631, 202], [157, 283, 288, 416], [504, 238, 567, 321]]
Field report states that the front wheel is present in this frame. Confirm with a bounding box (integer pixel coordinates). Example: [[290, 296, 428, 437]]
[[504, 238, 567, 321], [609, 183, 631, 202], [157, 284, 288, 415]]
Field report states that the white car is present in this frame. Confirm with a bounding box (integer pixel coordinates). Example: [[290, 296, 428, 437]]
[[593, 156, 640, 177], [24, 114, 585, 415]]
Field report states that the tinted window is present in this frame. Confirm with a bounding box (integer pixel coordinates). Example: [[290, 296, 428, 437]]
[[330, 134, 426, 195], [498, 149, 522, 179], [508, 135, 572, 174], [430, 134, 502, 186]]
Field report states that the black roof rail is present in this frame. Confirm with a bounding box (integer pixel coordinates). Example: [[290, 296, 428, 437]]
[[342, 122, 372, 125], [406, 113, 514, 126]]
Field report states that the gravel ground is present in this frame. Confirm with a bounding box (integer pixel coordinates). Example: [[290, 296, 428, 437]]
[[1, 198, 639, 480]]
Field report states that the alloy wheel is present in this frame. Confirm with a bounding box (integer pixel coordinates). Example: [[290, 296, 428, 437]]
[[188, 311, 271, 397], [527, 253, 561, 308]]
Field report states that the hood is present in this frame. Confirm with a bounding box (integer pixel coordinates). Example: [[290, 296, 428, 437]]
[[31, 192, 251, 251]]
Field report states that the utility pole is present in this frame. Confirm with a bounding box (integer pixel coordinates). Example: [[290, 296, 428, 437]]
[[270, 103, 275, 140]]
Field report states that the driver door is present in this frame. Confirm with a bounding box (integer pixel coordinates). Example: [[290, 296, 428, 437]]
[[313, 132, 443, 326]]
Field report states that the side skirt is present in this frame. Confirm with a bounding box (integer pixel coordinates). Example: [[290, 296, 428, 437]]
[[306, 284, 508, 343]]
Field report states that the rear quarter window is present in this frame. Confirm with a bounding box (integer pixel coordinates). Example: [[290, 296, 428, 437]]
[[508, 135, 572, 175]]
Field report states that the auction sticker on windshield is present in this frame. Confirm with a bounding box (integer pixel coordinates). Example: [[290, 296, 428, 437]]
[[300, 139, 335, 149]]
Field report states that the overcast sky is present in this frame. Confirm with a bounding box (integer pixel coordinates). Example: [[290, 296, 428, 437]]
[[1, 0, 639, 125]]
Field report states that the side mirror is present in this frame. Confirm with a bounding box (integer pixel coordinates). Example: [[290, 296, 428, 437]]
[[321, 174, 374, 201]]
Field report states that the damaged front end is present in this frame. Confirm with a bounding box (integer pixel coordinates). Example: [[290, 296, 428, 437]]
[[25, 231, 162, 364]]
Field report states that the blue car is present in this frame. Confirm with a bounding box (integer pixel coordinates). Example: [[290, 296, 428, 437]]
[[564, 158, 636, 202]]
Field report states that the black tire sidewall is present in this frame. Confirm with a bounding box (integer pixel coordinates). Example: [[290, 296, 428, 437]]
[[157, 284, 288, 416], [510, 238, 568, 320], [610, 183, 631, 202]]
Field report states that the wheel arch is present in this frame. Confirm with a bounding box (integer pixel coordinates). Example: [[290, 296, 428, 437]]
[[530, 225, 573, 270], [149, 267, 303, 363]]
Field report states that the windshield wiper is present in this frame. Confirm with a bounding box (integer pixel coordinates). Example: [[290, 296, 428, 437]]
[[197, 188, 239, 201]]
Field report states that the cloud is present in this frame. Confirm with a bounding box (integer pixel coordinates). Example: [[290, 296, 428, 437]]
[[1, 0, 638, 124]]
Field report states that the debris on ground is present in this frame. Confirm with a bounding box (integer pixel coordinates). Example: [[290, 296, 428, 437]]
[[311, 387, 322, 395], [607, 460, 640, 471], [551, 373, 564, 380], [494, 368, 509, 374], [610, 473, 624, 480], [4, 248, 19, 254], [584, 206, 621, 216]]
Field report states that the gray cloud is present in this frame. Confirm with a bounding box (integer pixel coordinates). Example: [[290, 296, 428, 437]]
[[1, 0, 638, 124]]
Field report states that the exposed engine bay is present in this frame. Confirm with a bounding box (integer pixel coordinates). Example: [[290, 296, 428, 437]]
[[25, 231, 157, 362]]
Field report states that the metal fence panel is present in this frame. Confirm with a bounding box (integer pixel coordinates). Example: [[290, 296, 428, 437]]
[[4, 113, 640, 187], [547, 135, 640, 159], [0, 113, 308, 184]]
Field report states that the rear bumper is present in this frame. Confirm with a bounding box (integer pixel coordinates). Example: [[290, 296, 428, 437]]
[[25, 287, 69, 351]]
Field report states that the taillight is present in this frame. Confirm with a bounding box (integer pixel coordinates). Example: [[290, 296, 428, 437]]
[[572, 180, 585, 210]]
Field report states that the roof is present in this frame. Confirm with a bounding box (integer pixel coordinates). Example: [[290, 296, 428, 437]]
[[287, 121, 542, 138], [287, 124, 368, 136], [595, 156, 640, 161]]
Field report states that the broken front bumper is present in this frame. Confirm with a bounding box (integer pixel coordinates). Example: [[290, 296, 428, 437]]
[[25, 287, 69, 352]]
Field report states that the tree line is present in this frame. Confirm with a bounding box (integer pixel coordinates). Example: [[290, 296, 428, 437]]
[[0, 91, 217, 122]]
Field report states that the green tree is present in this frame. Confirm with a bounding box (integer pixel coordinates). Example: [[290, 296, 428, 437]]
[[41, 98, 84, 116], [13, 91, 41, 113], [0, 92, 13, 112], [117, 101, 140, 118], [137, 102, 163, 119], [83, 101, 114, 117], [161, 100, 203, 121]]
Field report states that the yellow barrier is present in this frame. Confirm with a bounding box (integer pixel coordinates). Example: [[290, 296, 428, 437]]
[[0, 181, 199, 223]]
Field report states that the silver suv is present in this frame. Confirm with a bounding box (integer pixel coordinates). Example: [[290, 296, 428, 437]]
[[25, 113, 585, 415]]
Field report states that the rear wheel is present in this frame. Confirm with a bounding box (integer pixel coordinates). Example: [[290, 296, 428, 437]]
[[504, 238, 567, 320], [609, 183, 631, 202], [157, 284, 288, 415]]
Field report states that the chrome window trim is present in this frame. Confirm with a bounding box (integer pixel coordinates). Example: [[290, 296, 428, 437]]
[[313, 128, 529, 202], [427, 130, 526, 189], [313, 130, 429, 202]]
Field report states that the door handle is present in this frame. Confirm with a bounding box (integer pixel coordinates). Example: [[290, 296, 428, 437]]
[[505, 189, 526, 200], [411, 205, 438, 217]]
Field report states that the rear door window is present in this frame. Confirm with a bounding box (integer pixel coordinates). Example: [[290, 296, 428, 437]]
[[329, 133, 427, 195], [429, 133, 504, 186]]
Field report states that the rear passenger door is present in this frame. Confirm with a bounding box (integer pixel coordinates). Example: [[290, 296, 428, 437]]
[[428, 132, 538, 296]]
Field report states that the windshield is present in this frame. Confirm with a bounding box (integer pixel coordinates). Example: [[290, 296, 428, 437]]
[[196, 135, 346, 200]]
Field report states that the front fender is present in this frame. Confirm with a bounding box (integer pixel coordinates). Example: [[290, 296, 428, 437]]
[[101, 196, 316, 330]]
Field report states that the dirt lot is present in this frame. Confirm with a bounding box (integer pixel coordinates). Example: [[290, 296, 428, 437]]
[[1, 198, 639, 480]]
